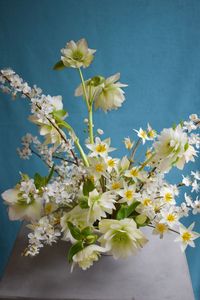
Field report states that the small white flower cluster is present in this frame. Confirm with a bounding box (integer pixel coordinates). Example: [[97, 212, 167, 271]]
[[25, 216, 61, 256], [182, 171, 200, 193], [1, 39, 200, 271], [0, 68, 42, 99]]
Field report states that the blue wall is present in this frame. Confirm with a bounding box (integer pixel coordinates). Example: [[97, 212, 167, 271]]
[[0, 0, 199, 298]]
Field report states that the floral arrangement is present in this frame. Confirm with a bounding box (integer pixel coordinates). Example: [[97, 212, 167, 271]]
[[0, 38, 200, 271]]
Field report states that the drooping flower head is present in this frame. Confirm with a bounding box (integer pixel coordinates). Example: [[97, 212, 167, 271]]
[[72, 244, 107, 271], [99, 218, 148, 259], [61, 38, 96, 68], [153, 125, 197, 173], [75, 73, 127, 112]]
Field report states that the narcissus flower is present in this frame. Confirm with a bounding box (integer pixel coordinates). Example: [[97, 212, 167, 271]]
[[61, 38, 96, 68], [99, 218, 148, 259], [86, 137, 115, 157], [175, 223, 200, 251]]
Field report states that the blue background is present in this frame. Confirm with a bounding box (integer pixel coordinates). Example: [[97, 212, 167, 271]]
[[0, 0, 199, 298]]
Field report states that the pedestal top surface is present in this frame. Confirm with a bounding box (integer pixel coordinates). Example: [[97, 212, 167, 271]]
[[0, 225, 194, 300]]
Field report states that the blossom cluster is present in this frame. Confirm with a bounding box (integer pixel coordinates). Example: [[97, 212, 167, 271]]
[[1, 38, 200, 271]]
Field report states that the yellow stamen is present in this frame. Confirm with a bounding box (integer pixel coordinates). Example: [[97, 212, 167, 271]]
[[143, 198, 152, 206], [182, 232, 192, 242], [156, 223, 167, 233], [125, 190, 134, 200], [95, 144, 107, 153], [95, 163, 104, 172], [167, 214, 175, 222], [130, 168, 139, 177], [164, 193, 173, 202], [111, 182, 121, 190], [108, 159, 115, 167]]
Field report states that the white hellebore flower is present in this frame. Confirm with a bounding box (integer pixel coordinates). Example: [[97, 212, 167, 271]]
[[94, 73, 127, 112], [87, 189, 116, 223], [2, 187, 42, 221], [153, 125, 196, 173], [75, 73, 127, 112], [61, 38, 96, 68], [99, 218, 148, 259], [175, 223, 200, 251], [60, 205, 89, 242], [72, 244, 107, 271]]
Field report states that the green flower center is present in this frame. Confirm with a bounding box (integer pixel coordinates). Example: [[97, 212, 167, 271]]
[[112, 231, 129, 243], [72, 50, 84, 61]]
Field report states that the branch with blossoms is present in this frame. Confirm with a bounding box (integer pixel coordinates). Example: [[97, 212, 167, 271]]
[[0, 38, 200, 271]]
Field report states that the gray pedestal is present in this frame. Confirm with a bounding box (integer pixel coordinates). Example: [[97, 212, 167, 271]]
[[0, 225, 194, 300]]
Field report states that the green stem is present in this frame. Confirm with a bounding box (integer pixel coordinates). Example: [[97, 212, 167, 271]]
[[78, 68, 94, 144], [74, 138, 89, 167], [129, 138, 141, 165], [88, 106, 94, 144], [138, 153, 156, 171], [78, 68, 89, 110]]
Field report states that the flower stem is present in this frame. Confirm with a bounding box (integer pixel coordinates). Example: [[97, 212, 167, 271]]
[[78, 68, 94, 144], [74, 138, 89, 167], [78, 68, 89, 110], [129, 138, 141, 165], [88, 106, 94, 144]]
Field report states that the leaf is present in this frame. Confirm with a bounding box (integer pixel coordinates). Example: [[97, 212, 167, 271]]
[[78, 196, 89, 209], [184, 142, 189, 151], [67, 241, 83, 263], [53, 109, 68, 121], [116, 205, 127, 220], [81, 226, 93, 237], [135, 214, 147, 225], [116, 201, 140, 220], [53, 60, 65, 71], [57, 119, 74, 132], [126, 201, 140, 217], [46, 165, 55, 184], [83, 179, 95, 196], [67, 222, 82, 240], [34, 173, 47, 189]]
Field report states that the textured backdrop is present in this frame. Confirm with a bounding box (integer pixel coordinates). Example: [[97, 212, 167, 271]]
[[0, 0, 199, 298]]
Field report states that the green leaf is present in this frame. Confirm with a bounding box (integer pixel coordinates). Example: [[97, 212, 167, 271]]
[[34, 173, 47, 189], [52, 109, 68, 121], [53, 60, 65, 71], [85, 234, 98, 244], [81, 226, 93, 237], [83, 179, 95, 196], [116, 205, 127, 220], [46, 165, 55, 184], [57, 119, 74, 132], [67, 222, 82, 240], [126, 201, 140, 217], [135, 214, 147, 225], [184, 142, 189, 151], [116, 201, 140, 220], [78, 196, 89, 209], [67, 241, 83, 263]]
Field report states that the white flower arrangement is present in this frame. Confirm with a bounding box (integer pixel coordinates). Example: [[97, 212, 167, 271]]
[[0, 38, 200, 271]]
